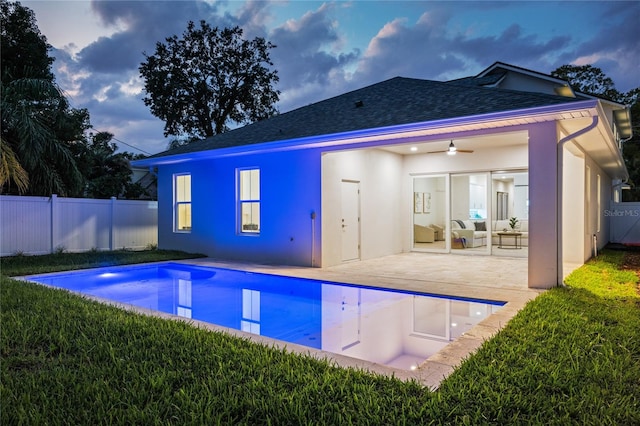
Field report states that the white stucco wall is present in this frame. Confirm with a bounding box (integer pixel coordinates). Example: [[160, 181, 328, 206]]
[[561, 136, 614, 278], [584, 154, 612, 255], [562, 143, 586, 265], [529, 122, 560, 289]]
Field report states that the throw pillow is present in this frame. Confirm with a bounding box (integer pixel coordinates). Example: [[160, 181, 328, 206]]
[[474, 221, 486, 231], [454, 219, 466, 229]]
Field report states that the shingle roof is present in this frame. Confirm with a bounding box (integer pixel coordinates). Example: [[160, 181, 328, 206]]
[[147, 76, 583, 159], [445, 72, 506, 87]]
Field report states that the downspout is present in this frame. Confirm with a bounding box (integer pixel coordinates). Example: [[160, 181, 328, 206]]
[[556, 115, 599, 287]]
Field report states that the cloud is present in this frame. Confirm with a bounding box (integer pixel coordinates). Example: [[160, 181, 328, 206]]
[[228, 0, 273, 38], [564, 2, 640, 92], [78, 0, 227, 73], [353, 7, 577, 87], [267, 3, 360, 111], [41, 0, 638, 156], [354, 11, 466, 84], [49, 1, 239, 154]]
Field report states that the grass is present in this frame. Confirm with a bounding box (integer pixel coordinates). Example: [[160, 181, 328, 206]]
[[1, 249, 639, 424], [0, 249, 205, 277]]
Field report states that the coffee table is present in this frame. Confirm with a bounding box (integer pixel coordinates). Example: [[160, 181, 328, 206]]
[[497, 232, 522, 249]]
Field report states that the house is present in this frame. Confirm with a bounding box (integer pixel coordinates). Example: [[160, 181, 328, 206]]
[[132, 62, 633, 289]]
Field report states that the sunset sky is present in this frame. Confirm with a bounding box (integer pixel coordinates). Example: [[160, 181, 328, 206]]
[[23, 0, 640, 155]]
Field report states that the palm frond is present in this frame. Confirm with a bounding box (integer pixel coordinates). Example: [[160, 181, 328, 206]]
[[0, 138, 29, 194]]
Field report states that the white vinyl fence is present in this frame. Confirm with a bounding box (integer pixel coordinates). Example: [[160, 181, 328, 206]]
[[608, 201, 640, 246], [1, 194, 158, 256]]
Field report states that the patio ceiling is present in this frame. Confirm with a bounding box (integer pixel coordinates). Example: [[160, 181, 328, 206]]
[[377, 131, 527, 156]]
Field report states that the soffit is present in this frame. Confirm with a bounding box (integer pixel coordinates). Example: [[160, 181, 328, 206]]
[[560, 114, 628, 180]]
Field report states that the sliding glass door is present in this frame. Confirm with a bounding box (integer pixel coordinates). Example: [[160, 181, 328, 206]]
[[412, 175, 447, 251], [491, 171, 528, 257], [412, 171, 528, 257]]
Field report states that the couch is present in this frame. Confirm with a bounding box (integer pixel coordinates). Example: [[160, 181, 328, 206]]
[[492, 219, 529, 246], [450, 220, 487, 248]]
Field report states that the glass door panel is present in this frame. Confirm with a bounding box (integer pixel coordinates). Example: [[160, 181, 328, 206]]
[[491, 171, 528, 257], [450, 173, 489, 253], [412, 176, 446, 251]]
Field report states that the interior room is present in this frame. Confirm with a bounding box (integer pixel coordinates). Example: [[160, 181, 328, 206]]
[[412, 171, 528, 258]]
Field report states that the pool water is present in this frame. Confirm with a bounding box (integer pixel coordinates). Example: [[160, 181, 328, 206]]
[[25, 262, 504, 371]]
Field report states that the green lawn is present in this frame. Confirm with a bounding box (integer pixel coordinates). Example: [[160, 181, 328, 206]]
[[1, 250, 639, 424]]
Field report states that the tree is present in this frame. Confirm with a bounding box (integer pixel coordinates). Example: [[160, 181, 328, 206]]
[[1, 0, 86, 196], [166, 135, 200, 150], [139, 21, 280, 139], [551, 64, 621, 101], [0, 138, 28, 193], [552, 64, 640, 201], [2, 1, 149, 199], [71, 132, 148, 199], [621, 90, 640, 201], [0, 75, 84, 196], [0, 0, 53, 82]]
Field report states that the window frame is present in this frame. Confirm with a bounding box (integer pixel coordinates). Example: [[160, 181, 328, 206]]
[[238, 168, 260, 234], [174, 173, 192, 233]]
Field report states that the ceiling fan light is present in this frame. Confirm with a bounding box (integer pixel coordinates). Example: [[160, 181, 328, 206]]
[[446, 150, 456, 156], [447, 141, 457, 153]]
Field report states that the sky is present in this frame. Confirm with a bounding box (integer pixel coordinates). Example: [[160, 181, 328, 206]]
[[22, 0, 640, 156]]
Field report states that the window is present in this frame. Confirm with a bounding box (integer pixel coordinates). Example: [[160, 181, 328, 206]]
[[239, 168, 260, 233], [174, 174, 191, 232]]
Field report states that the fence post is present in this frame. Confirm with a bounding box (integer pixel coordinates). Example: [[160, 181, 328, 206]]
[[110, 196, 116, 250], [50, 194, 58, 253]]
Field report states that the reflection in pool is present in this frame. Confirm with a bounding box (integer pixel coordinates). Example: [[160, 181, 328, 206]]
[[26, 262, 504, 371]]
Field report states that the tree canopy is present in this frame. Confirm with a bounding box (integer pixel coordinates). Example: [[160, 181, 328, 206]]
[[0, 0, 53, 82], [71, 132, 148, 199], [139, 21, 280, 139], [0, 0, 81, 195], [551, 64, 622, 101], [1, 0, 148, 199]]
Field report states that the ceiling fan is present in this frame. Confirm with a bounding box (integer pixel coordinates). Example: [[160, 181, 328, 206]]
[[427, 140, 474, 155]]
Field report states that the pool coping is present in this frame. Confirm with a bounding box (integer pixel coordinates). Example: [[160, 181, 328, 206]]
[[19, 257, 541, 390]]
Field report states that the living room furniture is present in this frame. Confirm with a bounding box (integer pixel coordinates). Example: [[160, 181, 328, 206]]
[[430, 224, 444, 241], [414, 224, 435, 243], [492, 220, 528, 246], [450, 220, 487, 247], [497, 232, 522, 249], [451, 232, 466, 249]]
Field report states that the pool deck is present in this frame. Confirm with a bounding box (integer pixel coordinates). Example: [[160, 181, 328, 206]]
[[170, 252, 541, 390]]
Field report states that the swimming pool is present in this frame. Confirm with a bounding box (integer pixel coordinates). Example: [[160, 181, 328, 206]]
[[25, 262, 504, 371]]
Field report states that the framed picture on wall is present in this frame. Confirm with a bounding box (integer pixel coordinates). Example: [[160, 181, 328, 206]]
[[414, 192, 423, 213], [423, 192, 431, 213]]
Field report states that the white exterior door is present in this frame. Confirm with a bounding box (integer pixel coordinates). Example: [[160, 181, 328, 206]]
[[341, 180, 360, 262]]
